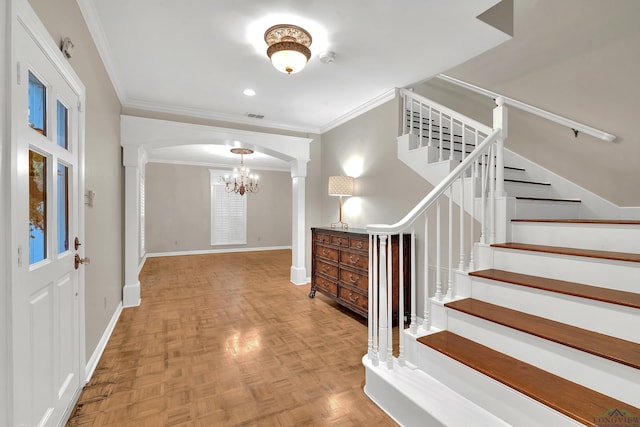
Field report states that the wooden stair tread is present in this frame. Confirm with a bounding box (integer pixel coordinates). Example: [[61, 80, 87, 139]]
[[417, 331, 640, 426], [469, 269, 640, 310], [512, 219, 640, 225], [492, 242, 640, 263], [445, 298, 640, 369]]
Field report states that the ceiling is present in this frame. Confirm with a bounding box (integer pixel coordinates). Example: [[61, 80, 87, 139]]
[[78, 0, 512, 169]]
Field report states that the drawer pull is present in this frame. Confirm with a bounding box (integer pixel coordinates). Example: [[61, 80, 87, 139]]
[[322, 249, 329, 256], [355, 241, 363, 249], [349, 255, 360, 265], [320, 281, 330, 290], [348, 274, 360, 283], [322, 265, 330, 273], [340, 238, 347, 245], [348, 292, 360, 303]]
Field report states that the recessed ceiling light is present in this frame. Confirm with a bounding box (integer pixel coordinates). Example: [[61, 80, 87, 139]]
[[243, 88, 256, 96]]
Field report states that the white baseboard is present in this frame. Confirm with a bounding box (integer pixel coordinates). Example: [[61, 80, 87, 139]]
[[84, 302, 122, 381], [146, 245, 292, 258], [138, 253, 147, 274]]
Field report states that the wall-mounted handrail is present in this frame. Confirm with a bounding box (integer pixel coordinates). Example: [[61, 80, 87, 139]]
[[367, 129, 500, 235], [437, 74, 616, 142]]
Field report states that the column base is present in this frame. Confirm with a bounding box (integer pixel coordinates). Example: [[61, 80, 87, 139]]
[[122, 281, 141, 308], [290, 266, 308, 285]]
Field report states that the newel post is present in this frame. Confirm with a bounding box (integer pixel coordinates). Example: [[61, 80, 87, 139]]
[[493, 97, 508, 197]]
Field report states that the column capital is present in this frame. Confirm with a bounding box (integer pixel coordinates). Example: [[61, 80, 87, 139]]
[[290, 159, 308, 178]]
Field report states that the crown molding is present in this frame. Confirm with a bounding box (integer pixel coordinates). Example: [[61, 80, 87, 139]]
[[76, 0, 127, 103], [319, 88, 398, 133]]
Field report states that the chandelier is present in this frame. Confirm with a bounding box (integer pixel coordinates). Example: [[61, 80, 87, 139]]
[[264, 24, 312, 74], [223, 148, 259, 195]]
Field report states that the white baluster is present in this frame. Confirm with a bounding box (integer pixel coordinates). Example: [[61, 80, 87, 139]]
[[409, 98, 414, 135], [387, 238, 393, 369], [410, 226, 417, 334], [398, 233, 405, 366], [449, 116, 454, 161], [378, 235, 388, 364], [480, 150, 488, 245], [423, 213, 430, 330], [438, 111, 443, 162], [459, 174, 465, 272], [489, 145, 496, 244], [461, 123, 466, 162], [419, 104, 424, 146], [435, 198, 442, 300], [427, 106, 433, 148], [368, 233, 374, 360], [372, 234, 379, 366], [447, 188, 454, 300], [468, 160, 477, 271]]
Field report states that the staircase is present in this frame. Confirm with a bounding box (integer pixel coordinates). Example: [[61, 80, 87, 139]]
[[362, 88, 640, 426]]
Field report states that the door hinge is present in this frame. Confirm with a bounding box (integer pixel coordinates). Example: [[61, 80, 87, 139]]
[[77, 100, 83, 112], [17, 245, 23, 267], [17, 62, 22, 85]]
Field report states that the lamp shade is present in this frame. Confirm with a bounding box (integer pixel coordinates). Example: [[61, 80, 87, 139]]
[[328, 176, 354, 196]]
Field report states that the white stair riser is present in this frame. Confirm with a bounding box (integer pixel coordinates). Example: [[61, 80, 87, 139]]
[[511, 222, 640, 253], [512, 199, 581, 219], [416, 345, 583, 427], [505, 181, 550, 199], [364, 356, 511, 427], [446, 310, 640, 407], [470, 277, 639, 343], [492, 248, 639, 293]]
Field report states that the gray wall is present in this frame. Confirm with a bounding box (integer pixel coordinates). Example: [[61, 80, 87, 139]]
[[28, 0, 123, 359], [421, 0, 640, 207], [145, 163, 292, 253]]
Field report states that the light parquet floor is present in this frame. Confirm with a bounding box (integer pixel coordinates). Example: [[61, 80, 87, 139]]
[[67, 250, 397, 426]]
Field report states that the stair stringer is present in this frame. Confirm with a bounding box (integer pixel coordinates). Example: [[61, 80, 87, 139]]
[[397, 134, 456, 185]]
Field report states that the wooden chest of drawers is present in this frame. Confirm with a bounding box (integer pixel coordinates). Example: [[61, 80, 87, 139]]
[[310, 227, 410, 321]]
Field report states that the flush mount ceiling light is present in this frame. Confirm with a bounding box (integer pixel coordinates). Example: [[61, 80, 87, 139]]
[[264, 24, 312, 74]]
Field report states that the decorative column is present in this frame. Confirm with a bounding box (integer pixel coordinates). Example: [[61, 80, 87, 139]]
[[122, 145, 142, 307], [290, 159, 308, 284]]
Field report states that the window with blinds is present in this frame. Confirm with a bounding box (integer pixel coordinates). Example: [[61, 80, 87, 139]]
[[210, 170, 247, 245]]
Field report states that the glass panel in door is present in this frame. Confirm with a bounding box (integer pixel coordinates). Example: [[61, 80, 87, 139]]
[[29, 150, 47, 264], [57, 163, 69, 253], [28, 71, 46, 136]]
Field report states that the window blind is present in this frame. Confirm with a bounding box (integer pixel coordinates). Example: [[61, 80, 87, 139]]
[[210, 170, 247, 245]]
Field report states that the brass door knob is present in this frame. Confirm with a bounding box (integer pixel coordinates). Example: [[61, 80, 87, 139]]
[[74, 254, 90, 270]]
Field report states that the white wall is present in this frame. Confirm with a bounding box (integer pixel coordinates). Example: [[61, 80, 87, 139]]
[[1, 2, 9, 424]]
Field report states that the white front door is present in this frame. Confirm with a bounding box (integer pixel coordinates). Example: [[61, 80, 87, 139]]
[[10, 1, 86, 425]]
